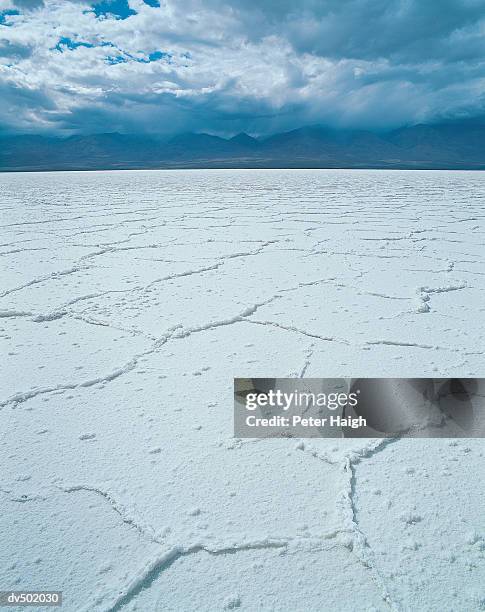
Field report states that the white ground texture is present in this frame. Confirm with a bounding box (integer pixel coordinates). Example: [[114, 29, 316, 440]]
[[1, 169, 484, 612]]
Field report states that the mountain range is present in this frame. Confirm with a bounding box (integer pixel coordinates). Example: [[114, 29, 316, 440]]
[[2, 123, 485, 171]]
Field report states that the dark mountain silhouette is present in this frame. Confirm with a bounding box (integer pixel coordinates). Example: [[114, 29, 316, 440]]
[[229, 133, 260, 148], [2, 122, 485, 171]]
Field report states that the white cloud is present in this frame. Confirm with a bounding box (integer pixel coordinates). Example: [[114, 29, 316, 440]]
[[1, 0, 485, 133]]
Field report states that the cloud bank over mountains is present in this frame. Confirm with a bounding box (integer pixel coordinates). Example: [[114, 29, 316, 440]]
[[1, 0, 484, 135]]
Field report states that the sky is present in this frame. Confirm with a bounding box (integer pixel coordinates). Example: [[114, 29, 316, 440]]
[[0, 0, 485, 135]]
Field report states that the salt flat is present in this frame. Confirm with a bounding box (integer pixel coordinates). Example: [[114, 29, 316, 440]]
[[0, 169, 484, 611]]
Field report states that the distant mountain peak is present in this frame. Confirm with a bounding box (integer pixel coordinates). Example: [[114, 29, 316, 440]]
[[229, 132, 259, 147]]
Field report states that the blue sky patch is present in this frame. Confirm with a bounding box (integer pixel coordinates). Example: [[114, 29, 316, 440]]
[[92, 0, 136, 20], [55, 37, 95, 52], [146, 51, 170, 62], [105, 54, 128, 65], [0, 9, 20, 26]]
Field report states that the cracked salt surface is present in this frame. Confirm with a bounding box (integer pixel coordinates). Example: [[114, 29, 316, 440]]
[[0, 169, 484, 611]]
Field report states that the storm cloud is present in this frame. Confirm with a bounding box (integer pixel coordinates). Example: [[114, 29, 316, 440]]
[[0, 0, 484, 134]]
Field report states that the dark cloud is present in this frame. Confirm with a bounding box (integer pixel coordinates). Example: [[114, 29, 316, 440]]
[[1, 0, 485, 134], [0, 79, 58, 133], [12, 0, 45, 8], [216, 0, 485, 63], [0, 39, 32, 58]]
